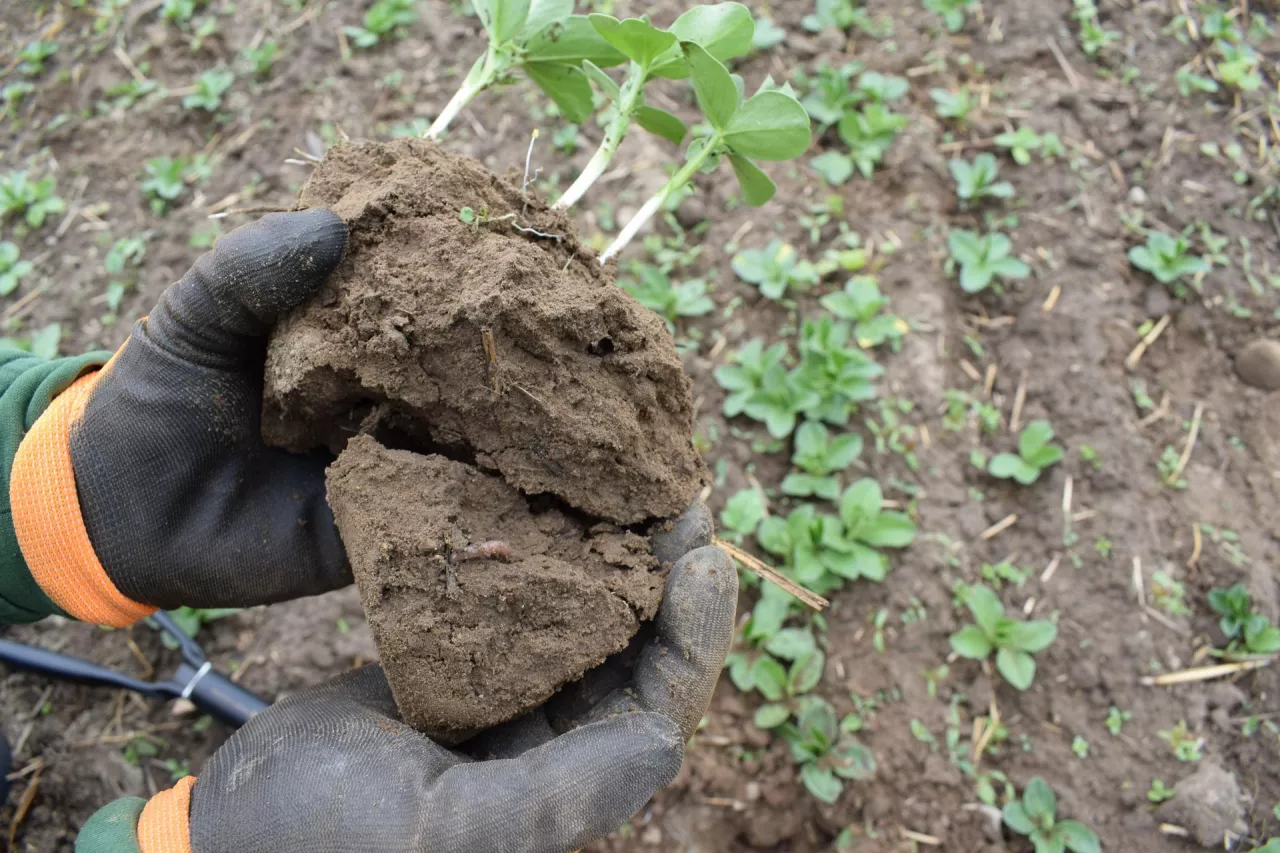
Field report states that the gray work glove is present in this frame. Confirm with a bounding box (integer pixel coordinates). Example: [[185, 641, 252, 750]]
[[188, 504, 737, 853]]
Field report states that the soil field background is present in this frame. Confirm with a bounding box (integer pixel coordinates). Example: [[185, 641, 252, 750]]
[[2, 0, 1280, 850]]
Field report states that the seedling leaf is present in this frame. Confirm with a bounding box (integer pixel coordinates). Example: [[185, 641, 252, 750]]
[[801, 763, 843, 804], [588, 15, 677, 67], [1023, 777, 1057, 819], [1008, 620, 1058, 653], [475, 0, 531, 44], [1003, 802, 1036, 835], [754, 703, 792, 728], [581, 60, 621, 101], [996, 647, 1036, 690], [1059, 821, 1101, 853], [729, 154, 777, 206], [724, 90, 813, 160], [788, 649, 825, 694], [524, 16, 626, 65], [635, 105, 689, 145], [965, 584, 1005, 636], [521, 0, 572, 38], [950, 625, 994, 659], [753, 656, 788, 701], [765, 628, 817, 661], [651, 2, 755, 78], [683, 42, 738, 130], [523, 62, 594, 124]]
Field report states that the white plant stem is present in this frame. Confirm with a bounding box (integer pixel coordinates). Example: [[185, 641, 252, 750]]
[[553, 69, 645, 210], [423, 46, 501, 140]]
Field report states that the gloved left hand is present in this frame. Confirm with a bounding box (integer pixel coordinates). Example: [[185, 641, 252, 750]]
[[10, 210, 352, 625]]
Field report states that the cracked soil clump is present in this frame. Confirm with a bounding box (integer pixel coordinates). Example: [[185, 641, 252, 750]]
[[262, 139, 707, 737]]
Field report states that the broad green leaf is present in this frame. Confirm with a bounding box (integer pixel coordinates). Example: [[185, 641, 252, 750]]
[[787, 649, 825, 695], [1024, 445, 1065, 470], [1007, 619, 1057, 653], [726, 653, 754, 691], [588, 15, 677, 67], [991, 256, 1030, 279], [781, 472, 839, 500], [859, 512, 916, 548], [524, 62, 594, 124], [754, 703, 792, 728], [476, 0, 531, 44], [581, 60, 621, 101], [950, 625, 993, 659], [831, 737, 876, 780], [682, 42, 738, 130], [811, 150, 853, 185], [650, 2, 756, 78], [1059, 820, 1101, 853], [828, 434, 864, 469], [988, 453, 1030, 482], [839, 478, 882, 529], [724, 91, 813, 160], [823, 542, 884, 581], [747, 586, 792, 639], [1019, 420, 1055, 457], [29, 323, 60, 360], [729, 153, 776, 206], [757, 516, 792, 557], [947, 229, 982, 264], [801, 763, 843, 804], [1022, 777, 1057, 821], [635, 105, 688, 145], [765, 628, 816, 661], [720, 488, 766, 535], [521, 0, 572, 38], [996, 647, 1036, 690], [965, 585, 1005, 636], [752, 656, 788, 701], [524, 16, 627, 65], [1002, 802, 1036, 835]]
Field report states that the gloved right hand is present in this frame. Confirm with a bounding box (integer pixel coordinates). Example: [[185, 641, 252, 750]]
[[77, 505, 738, 853]]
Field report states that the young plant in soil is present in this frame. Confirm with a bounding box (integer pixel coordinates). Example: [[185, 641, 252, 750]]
[[794, 316, 884, 426], [948, 229, 1030, 294], [724, 584, 805, 692], [778, 695, 875, 804], [951, 153, 1015, 204], [782, 421, 863, 500], [0, 241, 33, 296], [617, 262, 714, 330], [0, 170, 64, 230], [719, 486, 767, 543], [1128, 231, 1209, 295], [715, 338, 790, 419], [821, 275, 908, 350], [989, 420, 1065, 485], [950, 584, 1057, 690], [732, 239, 819, 300], [1208, 584, 1280, 657], [1003, 777, 1101, 853]]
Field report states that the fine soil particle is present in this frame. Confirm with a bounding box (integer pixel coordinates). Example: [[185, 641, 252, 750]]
[[327, 435, 666, 740], [263, 137, 707, 525]]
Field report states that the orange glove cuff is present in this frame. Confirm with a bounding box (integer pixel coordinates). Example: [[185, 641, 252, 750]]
[[9, 351, 155, 627], [138, 776, 196, 853]]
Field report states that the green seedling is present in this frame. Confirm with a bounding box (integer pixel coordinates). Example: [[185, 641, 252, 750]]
[[951, 154, 1014, 203], [161, 0, 200, 20], [345, 0, 418, 47], [781, 696, 875, 804], [802, 0, 856, 32], [1003, 777, 1101, 853], [820, 276, 907, 350], [752, 17, 786, 49], [811, 150, 855, 186], [756, 505, 845, 593], [619, 263, 713, 329], [750, 636, 825, 723], [0, 323, 62, 360], [0, 242, 34, 296], [0, 171, 65, 230], [103, 236, 146, 323], [1156, 445, 1187, 489], [741, 361, 821, 439], [1071, 0, 1118, 56], [989, 420, 1065, 485], [995, 127, 1043, 166], [241, 39, 281, 77], [719, 487, 766, 541], [715, 338, 789, 419], [981, 560, 1028, 590], [157, 606, 239, 650], [1176, 67, 1219, 96], [1071, 737, 1089, 759], [923, 0, 978, 32], [830, 478, 916, 581], [950, 584, 1057, 690], [836, 103, 906, 178], [1106, 706, 1132, 736], [18, 40, 57, 76], [930, 86, 974, 122], [782, 421, 863, 500], [794, 316, 884, 426], [1151, 571, 1191, 617], [552, 4, 755, 209], [1217, 41, 1262, 91], [1128, 232, 1208, 291], [796, 60, 861, 127], [140, 155, 212, 215], [1147, 779, 1175, 803], [2, 81, 35, 118], [947, 229, 1029, 294], [732, 239, 819, 300], [1159, 721, 1203, 762], [1208, 584, 1280, 657], [600, 43, 811, 262], [182, 67, 234, 112]]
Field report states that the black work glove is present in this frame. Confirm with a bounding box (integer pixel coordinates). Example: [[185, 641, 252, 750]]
[[65, 211, 351, 614], [185, 506, 736, 853]]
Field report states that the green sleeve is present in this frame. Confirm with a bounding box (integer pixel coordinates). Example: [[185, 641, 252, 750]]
[[75, 797, 146, 853], [0, 348, 112, 624]]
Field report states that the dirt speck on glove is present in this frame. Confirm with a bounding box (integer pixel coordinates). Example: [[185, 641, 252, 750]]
[[328, 435, 666, 740], [263, 139, 706, 735]]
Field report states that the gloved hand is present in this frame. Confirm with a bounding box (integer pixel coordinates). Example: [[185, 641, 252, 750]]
[[10, 211, 351, 625], [78, 506, 737, 853]]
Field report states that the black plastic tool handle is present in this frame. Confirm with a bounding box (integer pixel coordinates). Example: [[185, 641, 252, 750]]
[[0, 639, 165, 697], [172, 661, 269, 727]]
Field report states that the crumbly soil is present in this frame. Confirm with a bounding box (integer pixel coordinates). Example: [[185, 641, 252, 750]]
[[327, 434, 665, 739], [263, 137, 706, 525], [3, 0, 1279, 851]]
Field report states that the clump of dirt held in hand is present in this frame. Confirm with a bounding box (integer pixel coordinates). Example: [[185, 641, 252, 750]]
[[262, 138, 707, 738]]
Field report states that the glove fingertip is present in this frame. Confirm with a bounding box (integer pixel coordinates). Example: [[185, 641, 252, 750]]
[[650, 501, 714, 567]]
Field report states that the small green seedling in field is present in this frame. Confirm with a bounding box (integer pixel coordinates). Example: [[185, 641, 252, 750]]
[[794, 316, 884, 426], [1208, 584, 1280, 657], [948, 230, 1029, 294], [719, 487, 766, 542], [783, 421, 863, 500], [1156, 445, 1187, 489], [619, 263, 713, 329], [980, 559, 1028, 590], [157, 606, 239, 649], [140, 155, 212, 215], [103, 236, 146, 323], [752, 16, 786, 49], [1216, 41, 1262, 91], [732, 239, 818, 300], [1071, 737, 1089, 759], [0, 242, 34, 296], [922, 0, 977, 32], [802, 0, 856, 33], [832, 478, 916, 581], [1151, 571, 1191, 617], [951, 154, 1014, 203], [750, 633, 825, 721], [1071, 0, 1118, 57], [715, 338, 789, 419], [241, 39, 281, 77], [930, 87, 974, 122], [161, 0, 201, 20], [836, 103, 906, 179], [345, 0, 418, 48], [780, 696, 875, 804], [0, 171, 65, 230], [989, 420, 1065, 485], [182, 67, 234, 112], [0, 323, 62, 360], [18, 40, 57, 76], [1159, 720, 1203, 762], [1106, 706, 1132, 736], [950, 584, 1057, 690], [820, 276, 907, 351], [1147, 779, 1175, 803], [995, 127, 1044, 166], [1003, 777, 1101, 853], [741, 362, 821, 439], [1128, 232, 1208, 292]]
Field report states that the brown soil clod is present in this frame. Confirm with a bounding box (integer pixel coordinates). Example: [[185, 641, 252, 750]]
[[263, 138, 707, 735]]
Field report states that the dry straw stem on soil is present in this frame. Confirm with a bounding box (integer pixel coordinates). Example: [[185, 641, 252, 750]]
[[714, 538, 828, 611]]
